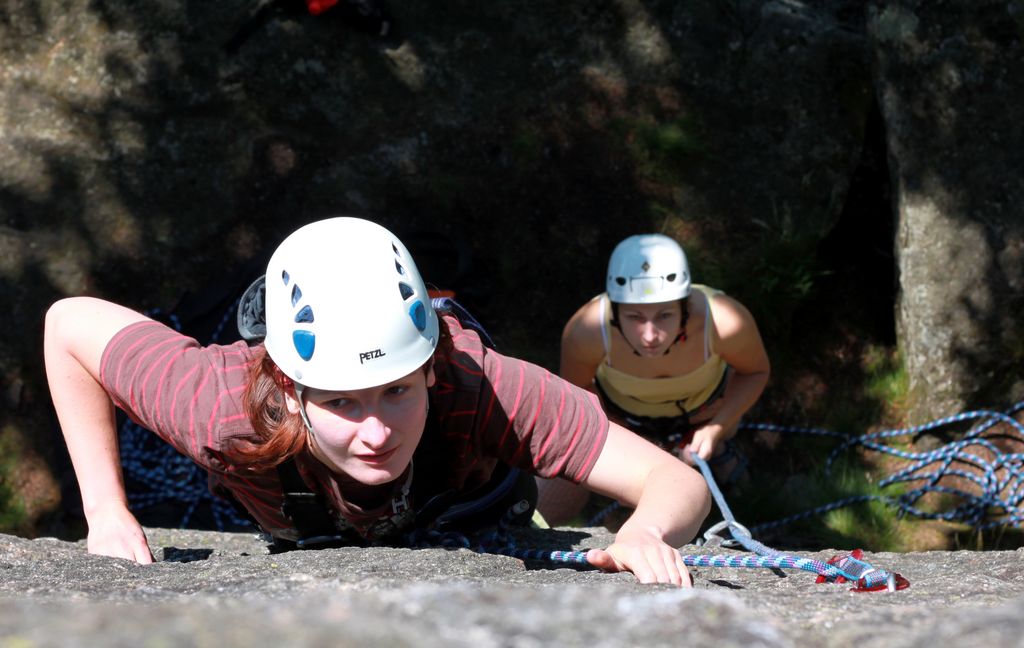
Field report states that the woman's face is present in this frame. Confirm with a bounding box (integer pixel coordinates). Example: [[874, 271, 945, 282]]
[[286, 365, 435, 485], [618, 301, 684, 357]]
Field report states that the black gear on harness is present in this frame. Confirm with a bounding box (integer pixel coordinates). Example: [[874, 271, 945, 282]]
[[270, 432, 537, 551], [594, 378, 690, 446], [237, 274, 267, 342], [268, 458, 416, 550]]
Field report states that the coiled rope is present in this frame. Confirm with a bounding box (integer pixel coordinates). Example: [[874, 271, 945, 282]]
[[741, 401, 1024, 534], [589, 401, 1024, 535]]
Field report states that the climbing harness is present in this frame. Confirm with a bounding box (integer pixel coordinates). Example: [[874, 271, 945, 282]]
[[594, 368, 733, 456], [273, 452, 537, 550], [272, 459, 416, 550]]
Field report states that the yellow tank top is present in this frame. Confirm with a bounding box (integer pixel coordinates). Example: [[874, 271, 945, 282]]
[[594, 285, 728, 417]]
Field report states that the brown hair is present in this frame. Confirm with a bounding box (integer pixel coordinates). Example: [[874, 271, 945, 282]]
[[226, 317, 455, 472], [223, 346, 308, 471]]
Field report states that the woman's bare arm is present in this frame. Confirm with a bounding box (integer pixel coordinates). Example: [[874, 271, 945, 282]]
[[44, 297, 155, 563], [581, 421, 711, 586], [687, 295, 770, 460], [559, 300, 606, 392]]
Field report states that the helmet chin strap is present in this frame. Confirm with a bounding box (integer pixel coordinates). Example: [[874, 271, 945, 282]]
[[667, 329, 687, 351], [293, 383, 331, 468], [292, 382, 315, 434]]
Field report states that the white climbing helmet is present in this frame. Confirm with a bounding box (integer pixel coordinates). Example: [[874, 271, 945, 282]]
[[263, 217, 439, 392], [606, 234, 691, 304]]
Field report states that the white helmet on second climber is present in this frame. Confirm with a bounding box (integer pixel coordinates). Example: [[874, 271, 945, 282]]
[[263, 217, 439, 392], [606, 233, 691, 304]]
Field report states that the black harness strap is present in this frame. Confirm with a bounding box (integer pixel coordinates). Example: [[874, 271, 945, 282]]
[[277, 460, 349, 548], [593, 368, 731, 449], [594, 377, 690, 446]]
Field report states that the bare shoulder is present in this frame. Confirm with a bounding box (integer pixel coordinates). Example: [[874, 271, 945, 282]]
[[45, 297, 153, 377], [707, 292, 759, 340], [562, 297, 605, 346], [560, 297, 607, 380], [705, 292, 769, 371], [46, 297, 151, 339]]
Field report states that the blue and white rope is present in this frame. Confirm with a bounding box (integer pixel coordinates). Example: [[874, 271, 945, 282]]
[[741, 401, 1024, 533], [452, 497, 867, 584], [588, 402, 1024, 533], [688, 453, 895, 587]]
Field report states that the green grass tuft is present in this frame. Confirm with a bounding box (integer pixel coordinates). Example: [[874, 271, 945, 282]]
[[609, 115, 705, 186], [0, 435, 27, 534], [863, 346, 908, 413], [725, 453, 911, 552]]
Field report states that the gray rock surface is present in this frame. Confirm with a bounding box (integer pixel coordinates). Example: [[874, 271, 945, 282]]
[[1, 527, 1022, 647], [868, 1, 1024, 422]]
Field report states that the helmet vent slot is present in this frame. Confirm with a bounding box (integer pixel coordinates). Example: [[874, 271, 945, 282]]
[[290, 284, 302, 307], [666, 273, 677, 282], [294, 305, 314, 323], [395, 260, 406, 276], [398, 282, 415, 300]]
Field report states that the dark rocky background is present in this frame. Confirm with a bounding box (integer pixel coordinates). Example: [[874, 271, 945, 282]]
[[1, 0, 1023, 621]]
